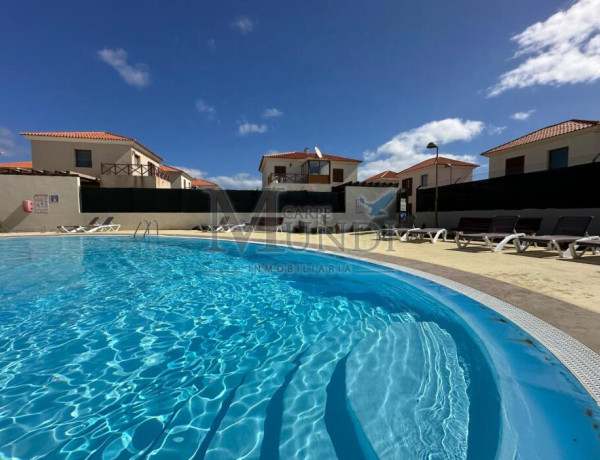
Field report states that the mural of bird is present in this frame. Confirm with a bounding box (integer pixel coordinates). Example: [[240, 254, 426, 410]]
[[358, 190, 395, 217]]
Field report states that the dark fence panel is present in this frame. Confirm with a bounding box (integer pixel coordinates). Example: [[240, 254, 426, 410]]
[[80, 188, 346, 213], [417, 162, 600, 212]]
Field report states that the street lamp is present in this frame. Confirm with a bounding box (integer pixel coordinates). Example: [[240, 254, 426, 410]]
[[426, 142, 439, 227]]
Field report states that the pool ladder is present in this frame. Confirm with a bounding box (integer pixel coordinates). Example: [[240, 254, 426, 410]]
[[133, 219, 159, 239]]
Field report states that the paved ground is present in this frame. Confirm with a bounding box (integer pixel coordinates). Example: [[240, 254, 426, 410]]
[[3, 230, 600, 353]]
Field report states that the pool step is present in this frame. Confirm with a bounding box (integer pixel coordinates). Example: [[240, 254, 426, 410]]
[[346, 322, 470, 459]]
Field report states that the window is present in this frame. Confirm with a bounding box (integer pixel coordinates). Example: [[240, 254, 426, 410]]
[[75, 149, 92, 168], [133, 154, 141, 165], [401, 177, 413, 196], [308, 160, 329, 175], [549, 147, 568, 170], [420, 174, 428, 187], [332, 168, 344, 182], [274, 166, 286, 175], [505, 156, 524, 176]]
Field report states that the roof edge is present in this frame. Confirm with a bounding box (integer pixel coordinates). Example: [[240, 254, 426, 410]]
[[481, 119, 600, 157]]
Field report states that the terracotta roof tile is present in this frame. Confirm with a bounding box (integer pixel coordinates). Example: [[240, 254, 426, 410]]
[[398, 156, 479, 175], [191, 178, 219, 188], [20, 131, 133, 141], [159, 165, 182, 173], [0, 161, 33, 169], [20, 131, 163, 161], [364, 170, 398, 182], [482, 119, 599, 156]]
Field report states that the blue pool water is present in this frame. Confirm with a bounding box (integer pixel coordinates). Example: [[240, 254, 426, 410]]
[[0, 236, 599, 459]]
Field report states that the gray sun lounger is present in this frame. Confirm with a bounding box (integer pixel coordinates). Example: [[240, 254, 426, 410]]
[[568, 237, 600, 259], [513, 216, 594, 257], [58, 217, 100, 233], [377, 215, 416, 241], [455, 215, 521, 252], [404, 227, 447, 244]]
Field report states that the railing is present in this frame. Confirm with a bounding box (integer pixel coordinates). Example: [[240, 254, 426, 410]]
[[133, 219, 159, 239], [101, 163, 170, 181], [268, 173, 308, 184]]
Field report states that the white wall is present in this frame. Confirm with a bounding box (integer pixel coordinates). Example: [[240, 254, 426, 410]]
[[398, 164, 475, 213], [487, 129, 600, 178], [30, 139, 161, 179], [100, 175, 171, 189], [343, 186, 398, 226], [0, 175, 81, 232], [261, 158, 359, 189]]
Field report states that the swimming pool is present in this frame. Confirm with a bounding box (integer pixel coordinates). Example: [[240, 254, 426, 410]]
[[0, 236, 599, 459]]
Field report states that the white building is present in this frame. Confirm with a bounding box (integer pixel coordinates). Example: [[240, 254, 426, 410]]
[[159, 165, 193, 189], [482, 119, 600, 178], [20, 131, 170, 188], [397, 157, 479, 215], [259, 150, 361, 191]]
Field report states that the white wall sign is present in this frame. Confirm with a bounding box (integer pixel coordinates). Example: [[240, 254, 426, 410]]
[[34, 194, 49, 213], [400, 198, 407, 212]]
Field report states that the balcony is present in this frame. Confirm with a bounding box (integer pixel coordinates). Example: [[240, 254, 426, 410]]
[[267, 173, 332, 185], [101, 163, 170, 181], [268, 173, 308, 184]]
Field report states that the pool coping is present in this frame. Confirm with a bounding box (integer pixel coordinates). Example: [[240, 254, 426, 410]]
[[159, 234, 600, 407]]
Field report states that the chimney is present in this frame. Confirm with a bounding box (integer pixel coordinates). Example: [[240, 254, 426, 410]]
[[304, 147, 309, 154]]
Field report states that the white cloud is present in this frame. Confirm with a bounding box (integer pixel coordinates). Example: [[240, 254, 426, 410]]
[[359, 118, 484, 180], [195, 99, 216, 120], [232, 17, 254, 34], [206, 173, 262, 190], [206, 39, 216, 51], [511, 109, 535, 121], [488, 0, 600, 96], [97, 48, 150, 88], [0, 127, 27, 157], [238, 122, 268, 136], [262, 108, 283, 119], [487, 125, 507, 135]]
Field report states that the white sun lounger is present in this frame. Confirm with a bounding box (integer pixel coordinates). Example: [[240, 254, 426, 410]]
[[377, 215, 416, 241], [208, 216, 232, 232], [404, 227, 447, 244], [567, 236, 600, 259], [80, 217, 120, 232], [454, 216, 522, 252], [513, 216, 594, 258], [58, 217, 100, 233]]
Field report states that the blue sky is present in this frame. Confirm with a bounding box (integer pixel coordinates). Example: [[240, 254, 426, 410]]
[[1, 0, 600, 188]]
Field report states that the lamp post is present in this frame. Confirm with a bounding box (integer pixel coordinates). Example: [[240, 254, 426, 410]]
[[426, 142, 439, 227]]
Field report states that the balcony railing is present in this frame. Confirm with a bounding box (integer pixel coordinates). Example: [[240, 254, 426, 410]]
[[101, 163, 170, 181], [268, 173, 308, 184]]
